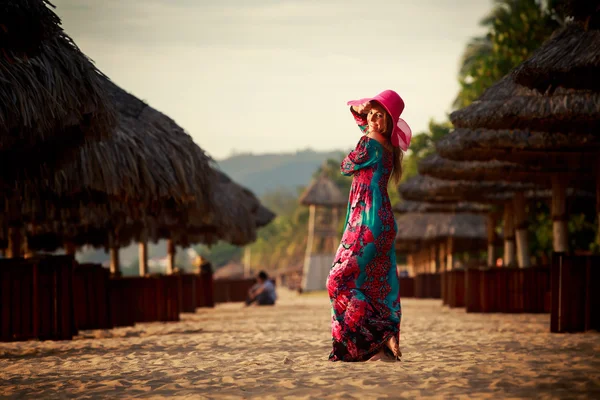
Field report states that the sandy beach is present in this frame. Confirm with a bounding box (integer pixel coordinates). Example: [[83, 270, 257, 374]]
[[1, 289, 599, 399]]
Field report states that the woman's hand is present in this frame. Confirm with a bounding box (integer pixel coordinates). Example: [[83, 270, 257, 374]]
[[352, 101, 371, 115]]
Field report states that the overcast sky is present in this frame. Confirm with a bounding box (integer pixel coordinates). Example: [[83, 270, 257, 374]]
[[53, 0, 491, 160]]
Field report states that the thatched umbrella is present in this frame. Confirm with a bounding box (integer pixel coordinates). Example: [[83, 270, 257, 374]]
[[19, 169, 274, 264], [449, 76, 600, 133], [299, 173, 347, 207], [436, 127, 599, 164], [2, 80, 216, 263], [0, 31, 117, 181], [512, 23, 600, 93], [396, 212, 488, 273], [398, 175, 593, 267], [394, 200, 490, 215], [418, 153, 593, 186], [299, 172, 345, 291], [12, 80, 215, 221], [0, 0, 63, 57], [398, 175, 537, 204]]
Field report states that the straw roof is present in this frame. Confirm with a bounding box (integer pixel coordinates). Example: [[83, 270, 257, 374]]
[[12, 80, 215, 215], [16, 168, 275, 252], [395, 212, 488, 254], [299, 174, 346, 207], [512, 23, 600, 93], [0, 0, 62, 57], [398, 175, 594, 206], [255, 204, 276, 228], [449, 76, 600, 132], [436, 127, 600, 163], [398, 175, 537, 204], [0, 34, 117, 180], [393, 200, 490, 214], [418, 153, 593, 185]]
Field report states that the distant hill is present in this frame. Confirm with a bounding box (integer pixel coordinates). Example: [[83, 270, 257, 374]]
[[217, 148, 346, 196]]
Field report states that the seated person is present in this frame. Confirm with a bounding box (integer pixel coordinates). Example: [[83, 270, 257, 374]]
[[246, 271, 277, 306]]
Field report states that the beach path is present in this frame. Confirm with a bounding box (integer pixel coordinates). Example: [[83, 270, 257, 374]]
[[1, 288, 599, 399]]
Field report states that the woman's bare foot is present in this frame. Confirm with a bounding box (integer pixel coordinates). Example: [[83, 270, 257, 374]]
[[385, 336, 402, 360]]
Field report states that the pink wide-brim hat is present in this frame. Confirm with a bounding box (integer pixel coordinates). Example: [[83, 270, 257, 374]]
[[347, 90, 412, 151]]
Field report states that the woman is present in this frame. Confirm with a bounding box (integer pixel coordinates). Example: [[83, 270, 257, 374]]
[[326, 90, 411, 362]]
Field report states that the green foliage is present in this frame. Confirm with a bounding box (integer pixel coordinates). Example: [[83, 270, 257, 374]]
[[401, 119, 452, 184], [195, 242, 242, 268], [454, 0, 559, 109]]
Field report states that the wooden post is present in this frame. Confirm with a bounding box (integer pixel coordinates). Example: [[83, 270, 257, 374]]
[[330, 206, 339, 253], [64, 242, 76, 256], [6, 227, 22, 258], [110, 248, 120, 275], [596, 161, 600, 249], [503, 202, 516, 267], [487, 213, 497, 267], [407, 254, 414, 277], [552, 176, 568, 252], [139, 241, 148, 276], [433, 242, 441, 273], [243, 246, 251, 277], [305, 205, 316, 256], [437, 242, 444, 272], [446, 236, 454, 271], [513, 192, 531, 268], [166, 239, 175, 275]]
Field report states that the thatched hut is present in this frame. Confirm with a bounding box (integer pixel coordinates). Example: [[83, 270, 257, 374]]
[[439, 66, 599, 254], [449, 76, 600, 133], [0, 0, 63, 57], [395, 212, 488, 275], [512, 22, 600, 93], [299, 173, 346, 291], [418, 154, 592, 187], [0, 27, 116, 181], [393, 200, 490, 215], [2, 80, 217, 263], [398, 175, 593, 268]]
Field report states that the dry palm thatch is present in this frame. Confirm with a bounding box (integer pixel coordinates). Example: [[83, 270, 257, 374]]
[[299, 173, 347, 207], [398, 175, 537, 204], [398, 175, 594, 206], [393, 200, 490, 214], [512, 23, 600, 93], [436, 127, 600, 163], [12, 79, 215, 215], [18, 170, 274, 252], [0, 0, 62, 57], [449, 76, 600, 132], [395, 212, 488, 254], [0, 33, 117, 179], [255, 204, 276, 228], [418, 153, 593, 186]]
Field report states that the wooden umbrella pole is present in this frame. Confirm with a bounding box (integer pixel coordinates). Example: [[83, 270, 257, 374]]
[[596, 158, 600, 250], [513, 192, 531, 268], [503, 202, 516, 267], [109, 247, 120, 276], [487, 213, 497, 267], [6, 226, 23, 258], [139, 241, 148, 276], [551, 176, 568, 253], [166, 239, 175, 275], [64, 242, 76, 256], [446, 236, 453, 271]]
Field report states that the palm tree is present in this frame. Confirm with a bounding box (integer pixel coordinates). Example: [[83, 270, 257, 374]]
[[453, 0, 560, 109]]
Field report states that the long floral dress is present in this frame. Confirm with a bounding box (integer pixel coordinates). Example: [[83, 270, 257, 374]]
[[326, 108, 401, 362]]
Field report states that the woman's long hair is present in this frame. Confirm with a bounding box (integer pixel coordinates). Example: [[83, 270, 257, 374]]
[[376, 102, 403, 185]]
